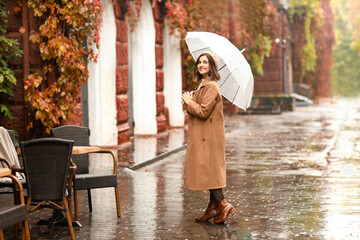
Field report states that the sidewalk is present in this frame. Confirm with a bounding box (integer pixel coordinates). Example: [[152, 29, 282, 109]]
[[114, 127, 188, 170], [2, 98, 360, 239]]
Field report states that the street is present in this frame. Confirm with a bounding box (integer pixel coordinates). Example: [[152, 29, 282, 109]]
[[3, 98, 360, 239]]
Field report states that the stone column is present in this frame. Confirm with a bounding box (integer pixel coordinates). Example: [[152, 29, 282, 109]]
[[153, 2, 167, 133], [87, 0, 118, 145], [114, 1, 130, 145]]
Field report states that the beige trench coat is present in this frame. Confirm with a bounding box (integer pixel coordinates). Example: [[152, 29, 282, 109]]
[[184, 81, 226, 190]]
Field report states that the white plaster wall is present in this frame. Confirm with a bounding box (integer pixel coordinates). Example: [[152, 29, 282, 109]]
[[87, 0, 117, 145], [128, 0, 157, 135], [163, 26, 184, 127]]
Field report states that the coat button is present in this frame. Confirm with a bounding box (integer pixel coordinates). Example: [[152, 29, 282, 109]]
[[193, 121, 196, 125]]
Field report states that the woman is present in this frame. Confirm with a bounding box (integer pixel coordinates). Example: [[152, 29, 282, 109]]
[[182, 52, 237, 224]]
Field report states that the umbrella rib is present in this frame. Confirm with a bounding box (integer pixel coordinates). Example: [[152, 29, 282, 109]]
[[220, 72, 232, 88], [192, 47, 211, 53], [218, 64, 226, 71], [232, 85, 241, 103]]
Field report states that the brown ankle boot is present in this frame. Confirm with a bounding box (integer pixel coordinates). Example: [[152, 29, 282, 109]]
[[215, 199, 237, 224], [195, 203, 219, 222]]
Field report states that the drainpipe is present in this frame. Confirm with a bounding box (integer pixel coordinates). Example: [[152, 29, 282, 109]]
[[283, 38, 287, 95], [228, 0, 236, 42], [281, 9, 287, 95], [81, 39, 89, 128], [22, 0, 30, 139]]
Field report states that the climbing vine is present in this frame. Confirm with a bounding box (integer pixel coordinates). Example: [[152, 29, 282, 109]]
[[289, 0, 322, 74], [124, 0, 143, 31], [236, 0, 277, 75], [24, 0, 102, 134], [164, 0, 277, 82], [125, 0, 277, 84], [164, 0, 228, 89], [0, 0, 22, 120]]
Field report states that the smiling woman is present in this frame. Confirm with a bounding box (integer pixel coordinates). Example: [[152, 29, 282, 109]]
[[182, 52, 237, 224]]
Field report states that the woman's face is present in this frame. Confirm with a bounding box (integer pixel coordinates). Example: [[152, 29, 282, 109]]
[[197, 55, 210, 77]]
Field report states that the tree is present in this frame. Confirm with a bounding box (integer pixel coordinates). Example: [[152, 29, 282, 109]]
[[347, 0, 360, 52], [331, 0, 360, 96]]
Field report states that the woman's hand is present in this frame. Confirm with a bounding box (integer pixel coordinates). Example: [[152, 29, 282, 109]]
[[182, 91, 193, 105]]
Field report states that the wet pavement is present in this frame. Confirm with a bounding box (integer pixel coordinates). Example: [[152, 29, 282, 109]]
[[2, 97, 360, 239]]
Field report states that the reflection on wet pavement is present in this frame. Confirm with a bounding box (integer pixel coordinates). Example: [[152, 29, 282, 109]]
[[117, 128, 187, 167], [139, 98, 360, 239], [1, 98, 360, 239]]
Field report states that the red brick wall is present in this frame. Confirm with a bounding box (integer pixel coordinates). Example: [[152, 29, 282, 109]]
[[222, 0, 238, 114], [153, 3, 167, 133], [62, 83, 82, 126], [291, 0, 334, 99], [1, 1, 28, 141], [314, 0, 334, 98], [113, 1, 130, 145], [254, 8, 291, 96], [292, 15, 306, 85], [2, 1, 84, 140]]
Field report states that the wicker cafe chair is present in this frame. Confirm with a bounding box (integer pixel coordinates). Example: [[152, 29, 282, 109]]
[[20, 138, 75, 240], [0, 169, 30, 240], [51, 125, 121, 221], [6, 129, 15, 146]]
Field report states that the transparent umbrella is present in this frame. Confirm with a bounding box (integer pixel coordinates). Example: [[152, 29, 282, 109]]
[[185, 31, 254, 110]]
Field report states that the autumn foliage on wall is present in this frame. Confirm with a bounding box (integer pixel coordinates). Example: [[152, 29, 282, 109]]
[[163, 0, 277, 87], [166, 0, 277, 81], [290, 0, 335, 99], [164, 0, 230, 89], [24, 0, 102, 134], [235, 0, 277, 75]]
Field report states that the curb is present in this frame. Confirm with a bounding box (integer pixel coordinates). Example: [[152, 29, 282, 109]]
[[128, 144, 187, 170]]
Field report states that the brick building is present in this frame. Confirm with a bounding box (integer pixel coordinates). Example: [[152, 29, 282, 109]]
[[2, 0, 333, 145], [2, 0, 184, 145]]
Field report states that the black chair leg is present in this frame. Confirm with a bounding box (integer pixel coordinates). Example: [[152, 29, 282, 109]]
[[87, 189, 92, 212]]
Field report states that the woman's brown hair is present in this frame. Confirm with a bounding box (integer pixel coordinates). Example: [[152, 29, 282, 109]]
[[193, 53, 220, 82]]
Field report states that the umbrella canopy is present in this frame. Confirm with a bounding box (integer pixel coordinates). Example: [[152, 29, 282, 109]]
[[185, 32, 254, 110]]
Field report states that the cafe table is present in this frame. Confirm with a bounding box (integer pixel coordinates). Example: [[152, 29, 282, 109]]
[[72, 146, 101, 155]]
